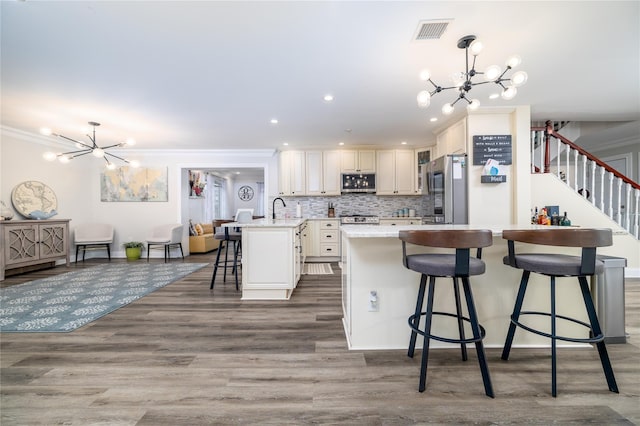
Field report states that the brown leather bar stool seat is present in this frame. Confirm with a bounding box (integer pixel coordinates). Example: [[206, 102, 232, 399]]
[[210, 220, 242, 291], [501, 228, 618, 397], [399, 229, 494, 398]]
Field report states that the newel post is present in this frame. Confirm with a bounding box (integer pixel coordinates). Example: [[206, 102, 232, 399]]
[[543, 120, 553, 173]]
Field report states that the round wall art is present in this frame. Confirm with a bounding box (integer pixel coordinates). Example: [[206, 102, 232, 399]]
[[11, 181, 58, 219], [237, 185, 254, 201]]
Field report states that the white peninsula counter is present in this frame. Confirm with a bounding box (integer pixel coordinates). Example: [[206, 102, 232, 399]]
[[340, 224, 626, 350], [225, 218, 306, 300]]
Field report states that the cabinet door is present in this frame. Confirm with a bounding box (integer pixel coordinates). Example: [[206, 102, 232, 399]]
[[357, 150, 376, 172], [305, 151, 324, 195], [322, 151, 341, 195], [304, 220, 319, 257], [375, 150, 396, 195], [278, 151, 292, 195], [290, 151, 306, 195], [394, 149, 415, 195], [38, 223, 68, 260], [3, 224, 38, 266], [448, 118, 467, 154], [341, 150, 376, 173]]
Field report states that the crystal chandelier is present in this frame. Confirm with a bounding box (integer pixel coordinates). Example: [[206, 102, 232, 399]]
[[41, 121, 140, 170], [417, 35, 528, 115]]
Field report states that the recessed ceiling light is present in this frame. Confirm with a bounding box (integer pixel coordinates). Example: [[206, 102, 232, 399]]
[[430, 117, 438, 122], [235, 171, 240, 175], [324, 94, 334, 102], [283, 142, 289, 146], [401, 141, 407, 145], [270, 118, 279, 124], [489, 93, 500, 100], [338, 142, 344, 146]]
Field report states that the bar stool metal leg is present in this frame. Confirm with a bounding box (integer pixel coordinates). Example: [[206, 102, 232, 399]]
[[461, 277, 494, 398], [418, 275, 437, 393], [453, 277, 468, 362], [578, 276, 619, 393], [551, 276, 557, 396], [210, 241, 224, 289], [501, 271, 530, 361], [408, 274, 427, 358]]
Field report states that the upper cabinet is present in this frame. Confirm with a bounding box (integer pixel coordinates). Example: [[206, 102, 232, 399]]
[[375, 149, 415, 195], [436, 117, 467, 156], [278, 151, 306, 196], [340, 150, 376, 173], [306, 150, 341, 196]]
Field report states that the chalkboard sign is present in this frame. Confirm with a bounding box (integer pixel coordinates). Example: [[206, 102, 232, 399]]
[[472, 135, 512, 165]]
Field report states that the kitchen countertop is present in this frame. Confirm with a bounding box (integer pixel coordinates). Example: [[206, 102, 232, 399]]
[[341, 224, 576, 238], [222, 218, 306, 228]]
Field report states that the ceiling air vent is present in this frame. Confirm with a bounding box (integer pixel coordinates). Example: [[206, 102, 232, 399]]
[[413, 20, 451, 41]]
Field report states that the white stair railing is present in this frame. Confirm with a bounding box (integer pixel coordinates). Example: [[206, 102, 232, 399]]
[[531, 122, 640, 239]]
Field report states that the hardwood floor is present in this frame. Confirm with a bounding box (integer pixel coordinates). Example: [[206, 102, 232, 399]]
[[1, 255, 639, 425]]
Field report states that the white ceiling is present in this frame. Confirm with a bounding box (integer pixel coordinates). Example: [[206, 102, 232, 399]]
[[1, 1, 638, 152]]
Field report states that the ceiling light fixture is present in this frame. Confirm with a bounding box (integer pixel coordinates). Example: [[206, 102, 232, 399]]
[[323, 94, 334, 102], [270, 118, 279, 124], [42, 122, 139, 169], [417, 35, 528, 115]]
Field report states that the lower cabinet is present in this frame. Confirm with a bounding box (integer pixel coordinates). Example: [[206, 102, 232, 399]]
[[305, 219, 340, 259], [1, 219, 70, 281], [241, 223, 303, 300]]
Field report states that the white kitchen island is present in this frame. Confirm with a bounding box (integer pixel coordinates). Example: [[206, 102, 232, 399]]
[[225, 218, 306, 300], [340, 224, 627, 350]]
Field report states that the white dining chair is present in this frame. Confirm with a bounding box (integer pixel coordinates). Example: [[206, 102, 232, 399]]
[[74, 223, 114, 263], [146, 224, 185, 262]]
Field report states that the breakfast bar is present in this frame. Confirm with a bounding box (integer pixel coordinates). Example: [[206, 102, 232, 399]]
[[340, 224, 627, 350]]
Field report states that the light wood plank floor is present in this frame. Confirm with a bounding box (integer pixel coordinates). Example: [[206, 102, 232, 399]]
[[1, 254, 639, 425]]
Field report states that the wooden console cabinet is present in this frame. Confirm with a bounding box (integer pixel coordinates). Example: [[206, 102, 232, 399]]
[[1, 219, 71, 281]]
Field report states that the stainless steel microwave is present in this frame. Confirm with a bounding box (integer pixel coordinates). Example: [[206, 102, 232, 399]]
[[341, 173, 376, 193]]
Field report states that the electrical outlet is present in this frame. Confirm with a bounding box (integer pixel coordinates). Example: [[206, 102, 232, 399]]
[[368, 290, 379, 312]]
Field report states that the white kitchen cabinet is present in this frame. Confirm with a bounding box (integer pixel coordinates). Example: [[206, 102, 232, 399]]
[[241, 221, 305, 300], [306, 150, 341, 196], [304, 219, 340, 259], [278, 150, 306, 196], [375, 149, 415, 195], [436, 117, 467, 156], [340, 150, 376, 173]]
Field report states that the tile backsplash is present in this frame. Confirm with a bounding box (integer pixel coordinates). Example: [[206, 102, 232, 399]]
[[269, 194, 429, 219]]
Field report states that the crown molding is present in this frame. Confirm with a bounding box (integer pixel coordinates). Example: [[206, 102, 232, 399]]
[[1, 126, 276, 157]]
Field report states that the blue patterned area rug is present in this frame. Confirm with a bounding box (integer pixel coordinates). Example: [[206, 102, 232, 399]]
[[0, 262, 208, 333]]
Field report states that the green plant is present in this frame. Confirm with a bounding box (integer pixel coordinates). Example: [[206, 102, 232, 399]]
[[123, 241, 144, 249]]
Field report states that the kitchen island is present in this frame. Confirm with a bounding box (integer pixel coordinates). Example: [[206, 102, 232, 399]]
[[340, 224, 629, 350], [224, 218, 306, 300]]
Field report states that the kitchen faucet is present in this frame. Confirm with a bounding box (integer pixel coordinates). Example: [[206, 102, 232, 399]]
[[272, 197, 286, 220]]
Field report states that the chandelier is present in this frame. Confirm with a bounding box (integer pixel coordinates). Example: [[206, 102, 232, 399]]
[[41, 121, 140, 169], [417, 35, 528, 115]]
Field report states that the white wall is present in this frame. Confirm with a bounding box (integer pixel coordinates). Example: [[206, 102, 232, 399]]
[[231, 177, 262, 217], [532, 173, 639, 273], [466, 106, 532, 227], [1, 126, 277, 257]]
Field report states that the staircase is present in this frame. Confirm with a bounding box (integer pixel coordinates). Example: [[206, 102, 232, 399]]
[[531, 121, 640, 239]]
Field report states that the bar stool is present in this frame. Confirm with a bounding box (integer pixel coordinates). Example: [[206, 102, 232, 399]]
[[501, 228, 618, 397], [210, 220, 241, 291], [399, 229, 494, 397]]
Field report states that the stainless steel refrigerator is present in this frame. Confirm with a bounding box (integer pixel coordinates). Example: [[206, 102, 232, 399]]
[[423, 154, 468, 224]]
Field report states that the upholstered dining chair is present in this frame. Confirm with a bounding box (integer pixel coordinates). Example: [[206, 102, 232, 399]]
[[74, 223, 114, 263], [146, 224, 184, 262]]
